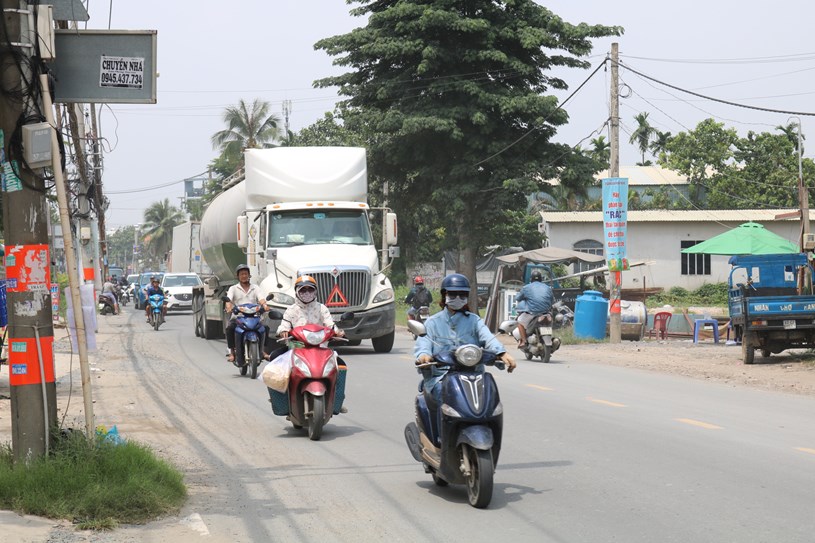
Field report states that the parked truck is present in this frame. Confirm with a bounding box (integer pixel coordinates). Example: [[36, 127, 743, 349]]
[[169, 221, 212, 275], [728, 252, 815, 364], [192, 147, 398, 352]]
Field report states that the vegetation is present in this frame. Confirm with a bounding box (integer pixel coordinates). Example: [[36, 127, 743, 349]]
[[646, 282, 729, 308], [141, 199, 185, 268], [211, 98, 281, 174], [0, 431, 186, 529]]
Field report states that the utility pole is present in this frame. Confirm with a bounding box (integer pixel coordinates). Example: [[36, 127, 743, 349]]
[[794, 118, 810, 247], [282, 99, 292, 140], [1, 0, 57, 460], [89, 105, 108, 279], [608, 43, 622, 343]]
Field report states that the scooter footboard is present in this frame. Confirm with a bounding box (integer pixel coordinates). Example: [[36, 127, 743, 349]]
[[456, 425, 494, 450]]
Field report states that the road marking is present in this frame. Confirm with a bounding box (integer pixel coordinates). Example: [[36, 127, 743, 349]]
[[526, 384, 553, 391], [587, 397, 626, 407], [180, 513, 210, 536], [795, 447, 815, 455], [675, 418, 723, 430]]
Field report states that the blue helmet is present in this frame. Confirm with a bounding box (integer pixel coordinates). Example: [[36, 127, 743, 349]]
[[440, 273, 470, 294]]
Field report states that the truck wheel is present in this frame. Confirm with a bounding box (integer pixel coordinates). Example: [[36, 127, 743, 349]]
[[742, 332, 755, 365], [371, 331, 395, 353], [193, 300, 203, 337]]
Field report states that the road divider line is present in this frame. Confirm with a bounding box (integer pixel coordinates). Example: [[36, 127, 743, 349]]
[[526, 384, 553, 392], [795, 447, 815, 455], [587, 397, 626, 407], [675, 418, 722, 430]]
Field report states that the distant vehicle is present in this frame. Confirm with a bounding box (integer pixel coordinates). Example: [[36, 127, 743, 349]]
[[160, 273, 203, 311], [108, 265, 125, 281], [135, 272, 164, 310]]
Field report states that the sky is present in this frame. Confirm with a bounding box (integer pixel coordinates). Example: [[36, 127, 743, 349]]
[[87, 1, 815, 229]]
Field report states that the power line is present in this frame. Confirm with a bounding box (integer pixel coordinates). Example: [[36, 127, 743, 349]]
[[105, 171, 208, 195], [620, 52, 815, 64]]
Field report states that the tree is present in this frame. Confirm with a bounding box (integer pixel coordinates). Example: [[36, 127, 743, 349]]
[[589, 135, 610, 168], [629, 112, 655, 165], [211, 98, 281, 170], [649, 130, 672, 162], [315, 1, 620, 296], [142, 198, 185, 266]]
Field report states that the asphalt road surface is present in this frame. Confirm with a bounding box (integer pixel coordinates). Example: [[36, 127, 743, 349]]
[[6, 307, 815, 542]]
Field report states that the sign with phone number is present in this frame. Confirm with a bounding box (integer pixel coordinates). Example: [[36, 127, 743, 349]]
[[99, 56, 144, 89]]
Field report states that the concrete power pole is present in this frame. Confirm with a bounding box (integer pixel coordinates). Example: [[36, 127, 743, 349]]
[[90, 105, 108, 279], [1, 0, 58, 460], [608, 43, 622, 343]]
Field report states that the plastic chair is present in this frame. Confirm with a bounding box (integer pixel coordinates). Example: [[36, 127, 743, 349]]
[[648, 311, 672, 340], [693, 319, 720, 344]]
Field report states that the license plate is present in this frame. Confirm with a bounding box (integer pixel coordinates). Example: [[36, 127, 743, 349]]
[[783, 320, 797, 330], [539, 326, 553, 335]]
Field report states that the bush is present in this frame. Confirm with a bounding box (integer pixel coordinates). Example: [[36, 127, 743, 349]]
[[647, 282, 728, 308]]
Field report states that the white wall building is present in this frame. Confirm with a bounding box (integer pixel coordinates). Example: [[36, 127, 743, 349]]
[[540, 209, 814, 290]]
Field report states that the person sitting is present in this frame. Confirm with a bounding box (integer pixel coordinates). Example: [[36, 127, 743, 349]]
[[142, 276, 166, 323], [515, 270, 554, 349], [225, 264, 268, 363]]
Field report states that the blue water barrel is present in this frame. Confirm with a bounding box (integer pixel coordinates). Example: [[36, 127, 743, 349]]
[[574, 290, 609, 340]]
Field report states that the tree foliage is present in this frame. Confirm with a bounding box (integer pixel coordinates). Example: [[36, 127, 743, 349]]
[[211, 99, 281, 172], [142, 199, 185, 266], [314, 1, 620, 287]]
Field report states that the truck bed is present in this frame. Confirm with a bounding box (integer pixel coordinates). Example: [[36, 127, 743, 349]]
[[730, 291, 815, 330]]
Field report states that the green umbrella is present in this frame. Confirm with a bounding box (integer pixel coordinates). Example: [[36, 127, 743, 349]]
[[681, 222, 800, 255]]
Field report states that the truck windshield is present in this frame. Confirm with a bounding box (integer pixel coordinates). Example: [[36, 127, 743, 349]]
[[268, 210, 373, 247]]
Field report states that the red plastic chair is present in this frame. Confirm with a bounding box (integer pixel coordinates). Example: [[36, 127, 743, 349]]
[[648, 311, 672, 340]]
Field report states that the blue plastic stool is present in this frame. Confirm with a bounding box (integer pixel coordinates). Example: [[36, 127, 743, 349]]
[[693, 319, 719, 344]]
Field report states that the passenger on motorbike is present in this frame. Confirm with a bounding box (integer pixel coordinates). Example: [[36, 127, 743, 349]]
[[515, 270, 554, 349], [404, 276, 433, 320], [225, 264, 268, 363], [415, 273, 516, 402], [276, 275, 345, 340], [143, 276, 166, 323], [101, 276, 120, 314]]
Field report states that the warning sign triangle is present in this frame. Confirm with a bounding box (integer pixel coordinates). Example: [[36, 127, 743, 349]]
[[326, 284, 349, 307]]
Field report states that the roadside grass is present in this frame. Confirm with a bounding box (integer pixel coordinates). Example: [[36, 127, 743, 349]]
[[0, 430, 186, 530]]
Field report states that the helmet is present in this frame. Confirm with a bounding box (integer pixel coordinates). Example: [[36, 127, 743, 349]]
[[440, 273, 470, 294], [150, 275, 158, 283], [530, 270, 543, 282], [414, 276, 424, 285], [294, 275, 317, 292], [235, 264, 250, 276]]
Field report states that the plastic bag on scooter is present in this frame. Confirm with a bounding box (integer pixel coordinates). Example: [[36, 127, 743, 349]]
[[261, 350, 292, 392]]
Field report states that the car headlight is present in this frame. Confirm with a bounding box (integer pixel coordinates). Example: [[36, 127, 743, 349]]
[[273, 293, 295, 305], [303, 329, 327, 346], [454, 344, 483, 367], [372, 288, 394, 303], [292, 355, 311, 377]]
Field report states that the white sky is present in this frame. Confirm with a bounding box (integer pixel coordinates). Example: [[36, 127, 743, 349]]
[[89, 1, 815, 229]]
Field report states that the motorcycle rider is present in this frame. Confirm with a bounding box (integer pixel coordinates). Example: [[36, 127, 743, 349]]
[[100, 276, 120, 315], [142, 276, 166, 323], [515, 270, 554, 349], [404, 276, 433, 320], [415, 273, 516, 403], [225, 264, 269, 363]]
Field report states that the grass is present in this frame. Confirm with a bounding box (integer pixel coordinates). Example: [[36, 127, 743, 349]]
[[0, 430, 187, 529]]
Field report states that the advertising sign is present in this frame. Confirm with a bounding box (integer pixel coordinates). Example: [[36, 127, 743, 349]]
[[601, 178, 629, 272]]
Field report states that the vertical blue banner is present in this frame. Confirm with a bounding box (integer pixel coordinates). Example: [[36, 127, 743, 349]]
[[601, 177, 629, 271]]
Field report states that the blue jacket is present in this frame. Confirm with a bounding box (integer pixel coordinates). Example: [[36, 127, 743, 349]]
[[516, 281, 553, 315], [415, 309, 505, 391]]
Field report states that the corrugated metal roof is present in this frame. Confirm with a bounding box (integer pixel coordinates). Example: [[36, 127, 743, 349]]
[[542, 165, 689, 186], [541, 209, 809, 223]]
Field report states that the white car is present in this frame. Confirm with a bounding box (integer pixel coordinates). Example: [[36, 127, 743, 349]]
[[160, 273, 203, 311]]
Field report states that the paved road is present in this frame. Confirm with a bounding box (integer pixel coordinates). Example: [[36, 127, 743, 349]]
[[5, 308, 815, 542]]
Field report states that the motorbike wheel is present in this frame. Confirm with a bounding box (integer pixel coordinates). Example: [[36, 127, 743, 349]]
[[308, 394, 325, 441], [248, 341, 260, 379], [541, 344, 552, 364], [523, 349, 533, 361], [464, 445, 493, 509], [432, 473, 448, 487], [153, 314, 160, 331]]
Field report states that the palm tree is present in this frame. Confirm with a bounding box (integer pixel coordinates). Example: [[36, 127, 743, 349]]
[[142, 198, 185, 264], [589, 135, 610, 167], [629, 112, 656, 165], [650, 130, 672, 161], [211, 98, 282, 167], [776, 122, 804, 154]]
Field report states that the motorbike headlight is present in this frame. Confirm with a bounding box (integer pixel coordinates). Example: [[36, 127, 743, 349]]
[[454, 344, 483, 367], [292, 355, 311, 377], [372, 288, 394, 303], [492, 402, 504, 417], [303, 329, 327, 346], [322, 355, 338, 377], [441, 403, 462, 418], [240, 306, 256, 315], [273, 293, 295, 305]]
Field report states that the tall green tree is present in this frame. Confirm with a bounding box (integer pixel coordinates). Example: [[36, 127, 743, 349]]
[[629, 112, 655, 165], [211, 98, 281, 170], [649, 130, 672, 162], [589, 135, 610, 168], [315, 1, 620, 293], [142, 198, 185, 265]]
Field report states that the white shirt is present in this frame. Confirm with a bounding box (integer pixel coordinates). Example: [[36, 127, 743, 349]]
[[277, 300, 335, 334], [227, 282, 265, 307]]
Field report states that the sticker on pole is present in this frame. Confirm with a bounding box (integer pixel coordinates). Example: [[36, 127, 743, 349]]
[[100, 56, 145, 89]]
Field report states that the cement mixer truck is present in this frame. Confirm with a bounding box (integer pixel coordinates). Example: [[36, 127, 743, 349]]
[[192, 147, 398, 352]]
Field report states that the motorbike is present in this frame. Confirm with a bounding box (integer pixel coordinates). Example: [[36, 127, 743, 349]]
[[228, 299, 268, 379], [266, 311, 352, 441], [403, 320, 507, 509], [408, 305, 430, 339], [98, 292, 117, 315], [118, 284, 129, 307], [552, 299, 574, 329], [500, 314, 561, 363], [147, 293, 166, 331]]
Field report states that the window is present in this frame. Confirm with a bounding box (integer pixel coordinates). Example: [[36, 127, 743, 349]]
[[681, 240, 711, 275], [573, 239, 604, 273]]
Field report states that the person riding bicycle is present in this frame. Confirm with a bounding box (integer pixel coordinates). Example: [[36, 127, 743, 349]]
[[515, 270, 554, 349], [225, 264, 268, 363], [404, 276, 433, 320]]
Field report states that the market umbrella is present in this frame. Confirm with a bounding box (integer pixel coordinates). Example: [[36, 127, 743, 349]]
[[681, 222, 800, 255]]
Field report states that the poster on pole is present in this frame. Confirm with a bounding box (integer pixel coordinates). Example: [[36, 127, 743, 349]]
[[601, 178, 629, 272]]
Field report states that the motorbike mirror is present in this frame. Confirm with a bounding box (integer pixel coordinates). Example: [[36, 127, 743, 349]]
[[220, 296, 230, 303], [339, 312, 355, 322], [498, 320, 518, 334], [406, 320, 427, 337], [266, 292, 275, 301], [267, 309, 284, 320]]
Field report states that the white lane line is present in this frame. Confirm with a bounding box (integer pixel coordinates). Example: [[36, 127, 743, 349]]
[[587, 397, 626, 407], [180, 513, 210, 536], [795, 447, 815, 455], [526, 384, 554, 391], [675, 418, 723, 430]]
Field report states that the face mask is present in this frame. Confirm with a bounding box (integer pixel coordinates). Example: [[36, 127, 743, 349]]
[[445, 294, 467, 311], [297, 289, 317, 304]]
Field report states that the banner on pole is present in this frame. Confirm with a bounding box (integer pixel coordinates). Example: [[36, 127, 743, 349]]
[[601, 178, 629, 272]]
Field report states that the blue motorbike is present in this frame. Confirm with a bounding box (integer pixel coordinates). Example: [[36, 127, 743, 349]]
[[404, 322, 507, 509], [231, 302, 267, 379], [147, 293, 165, 331]]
